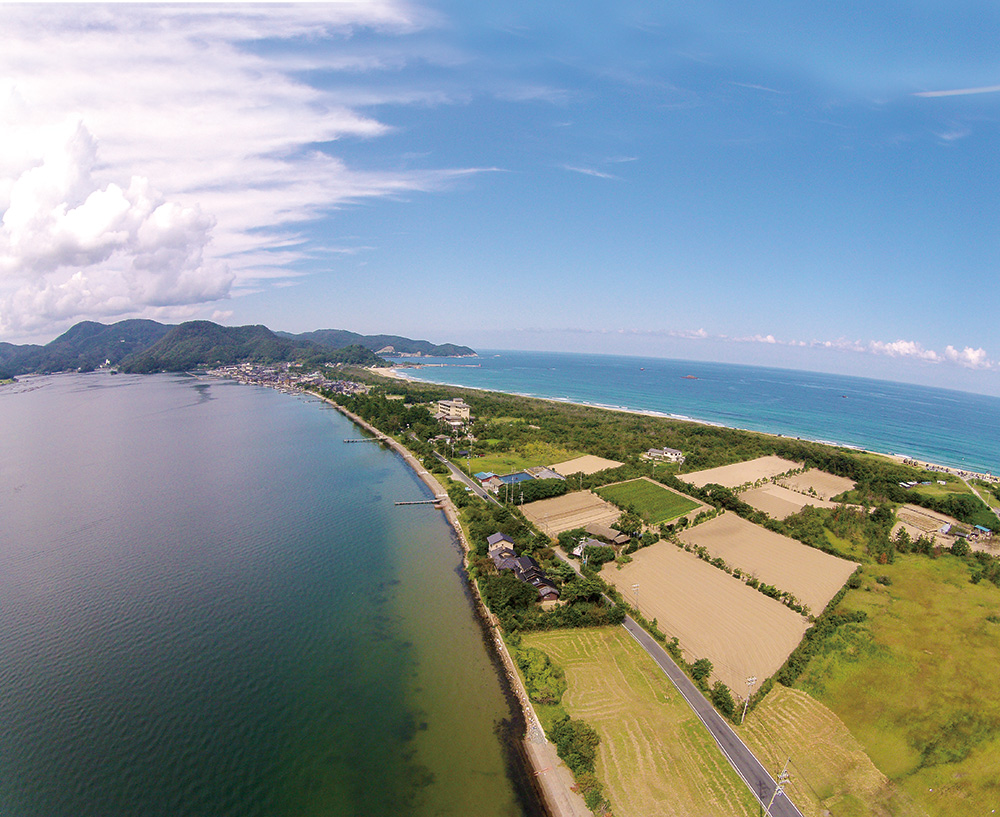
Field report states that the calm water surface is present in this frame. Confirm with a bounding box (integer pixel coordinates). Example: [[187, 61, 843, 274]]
[[0, 372, 531, 817]]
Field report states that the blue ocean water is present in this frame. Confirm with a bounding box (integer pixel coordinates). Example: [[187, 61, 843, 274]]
[[391, 350, 1000, 476]]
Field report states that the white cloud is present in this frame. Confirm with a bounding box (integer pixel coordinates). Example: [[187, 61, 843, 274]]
[[868, 339, 941, 362], [0, 3, 474, 336], [561, 165, 619, 180], [913, 84, 1000, 98], [944, 345, 994, 369]]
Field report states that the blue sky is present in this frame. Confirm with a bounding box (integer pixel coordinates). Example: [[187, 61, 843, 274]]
[[1, 2, 999, 394]]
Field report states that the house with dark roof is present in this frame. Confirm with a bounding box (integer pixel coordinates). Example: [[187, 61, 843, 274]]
[[487, 532, 560, 601]]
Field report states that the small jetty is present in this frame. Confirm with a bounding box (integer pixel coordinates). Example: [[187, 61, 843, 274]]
[[344, 437, 382, 443], [395, 497, 447, 506]]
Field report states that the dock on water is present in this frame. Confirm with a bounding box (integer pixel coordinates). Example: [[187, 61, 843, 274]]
[[344, 437, 382, 443], [395, 497, 447, 506]]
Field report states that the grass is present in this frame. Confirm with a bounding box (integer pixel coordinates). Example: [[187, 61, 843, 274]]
[[794, 553, 1000, 816], [467, 441, 581, 475], [741, 684, 926, 817], [595, 478, 701, 525], [521, 627, 761, 817]]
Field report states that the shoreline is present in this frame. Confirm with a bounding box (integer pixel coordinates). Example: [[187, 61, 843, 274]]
[[376, 367, 998, 483], [317, 395, 591, 817]]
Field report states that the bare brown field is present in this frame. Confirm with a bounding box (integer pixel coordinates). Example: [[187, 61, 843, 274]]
[[683, 455, 800, 489], [678, 514, 857, 614], [520, 490, 620, 536], [549, 454, 623, 476], [896, 503, 958, 533], [741, 685, 927, 817], [523, 628, 760, 817], [739, 483, 841, 520], [779, 468, 855, 500], [602, 545, 808, 692]]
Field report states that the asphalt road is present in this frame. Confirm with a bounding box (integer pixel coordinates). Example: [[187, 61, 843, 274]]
[[620, 617, 804, 817], [431, 450, 499, 504]]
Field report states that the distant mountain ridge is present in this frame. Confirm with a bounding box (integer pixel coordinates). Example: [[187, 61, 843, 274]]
[[0, 320, 475, 377], [277, 329, 475, 357]]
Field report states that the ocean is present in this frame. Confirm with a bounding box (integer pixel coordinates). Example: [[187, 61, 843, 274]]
[[0, 372, 533, 817], [390, 350, 1000, 476]]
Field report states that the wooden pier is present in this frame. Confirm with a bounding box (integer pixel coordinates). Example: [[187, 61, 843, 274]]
[[343, 438, 382, 443], [395, 497, 447, 506]]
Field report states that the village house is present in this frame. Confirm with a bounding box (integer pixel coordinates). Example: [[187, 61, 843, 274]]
[[487, 532, 560, 601], [643, 446, 685, 464]]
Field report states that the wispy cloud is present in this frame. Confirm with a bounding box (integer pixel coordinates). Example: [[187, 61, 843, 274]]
[[913, 84, 1000, 98], [0, 3, 476, 336], [561, 165, 619, 180]]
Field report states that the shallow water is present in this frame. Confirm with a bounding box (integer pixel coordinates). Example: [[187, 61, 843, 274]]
[[0, 372, 530, 817]]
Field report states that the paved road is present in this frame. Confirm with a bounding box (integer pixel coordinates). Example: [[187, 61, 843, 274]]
[[432, 451, 500, 505], [620, 617, 803, 817], [553, 551, 802, 816]]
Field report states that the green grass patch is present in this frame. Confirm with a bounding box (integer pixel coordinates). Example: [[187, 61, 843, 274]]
[[596, 478, 701, 524], [468, 442, 581, 475], [796, 554, 1000, 816]]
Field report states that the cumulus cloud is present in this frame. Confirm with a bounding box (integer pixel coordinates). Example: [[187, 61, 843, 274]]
[[0, 3, 473, 336], [944, 345, 993, 369], [868, 339, 941, 362]]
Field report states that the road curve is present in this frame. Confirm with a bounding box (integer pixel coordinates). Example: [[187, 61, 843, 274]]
[[620, 616, 804, 817]]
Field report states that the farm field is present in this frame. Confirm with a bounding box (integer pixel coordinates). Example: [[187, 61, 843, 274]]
[[741, 685, 927, 817], [601, 544, 808, 691], [596, 477, 705, 524], [779, 468, 856, 500], [549, 454, 623, 476], [892, 503, 962, 545], [683, 455, 800, 489], [522, 627, 761, 817], [739, 483, 841, 519], [678, 514, 858, 614], [520, 490, 620, 536], [796, 554, 1000, 817], [468, 442, 581, 475]]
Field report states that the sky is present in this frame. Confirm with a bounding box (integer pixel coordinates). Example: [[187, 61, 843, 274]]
[[1, 2, 999, 395]]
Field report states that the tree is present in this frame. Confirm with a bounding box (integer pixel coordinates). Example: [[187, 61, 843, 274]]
[[614, 511, 642, 536], [711, 681, 736, 718], [691, 658, 713, 686]]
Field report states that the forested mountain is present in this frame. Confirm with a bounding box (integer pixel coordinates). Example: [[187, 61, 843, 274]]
[[0, 319, 470, 377], [0, 319, 170, 376], [120, 322, 383, 372], [279, 328, 475, 357]]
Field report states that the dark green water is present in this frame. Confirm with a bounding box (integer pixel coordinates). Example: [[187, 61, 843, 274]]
[[0, 372, 532, 817]]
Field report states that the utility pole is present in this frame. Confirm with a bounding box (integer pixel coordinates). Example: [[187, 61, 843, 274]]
[[741, 675, 757, 724], [765, 759, 791, 816]]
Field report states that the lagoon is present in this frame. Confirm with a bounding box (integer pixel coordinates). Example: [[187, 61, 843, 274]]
[[0, 372, 533, 817]]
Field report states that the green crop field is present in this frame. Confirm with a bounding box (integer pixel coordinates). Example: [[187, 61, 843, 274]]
[[596, 478, 701, 524], [522, 627, 760, 817], [794, 554, 1000, 817]]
